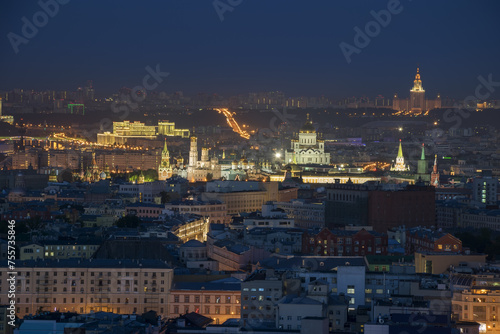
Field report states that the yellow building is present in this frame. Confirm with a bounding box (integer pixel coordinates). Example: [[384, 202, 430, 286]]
[[169, 279, 241, 324], [19, 243, 44, 261], [42, 240, 101, 260], [97, 120, 190, 145], [415, 252, 487, 275], [165, 201, 230, 225], [172, 217, 210, 243], [453, 274, 500, 333], [0, 259, 173, 318], [201, 181, 279, 215]]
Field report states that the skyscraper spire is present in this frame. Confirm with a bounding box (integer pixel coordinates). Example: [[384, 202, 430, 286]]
[[421, 143, 425, 160], [412, 67, 423, 91]]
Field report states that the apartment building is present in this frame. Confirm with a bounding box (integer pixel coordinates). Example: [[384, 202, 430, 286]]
[[168, 278, 241, 324], [0, 259, 173, 318]]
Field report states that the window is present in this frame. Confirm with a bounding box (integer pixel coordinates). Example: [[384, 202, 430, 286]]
[[347, 285, 355, 294]]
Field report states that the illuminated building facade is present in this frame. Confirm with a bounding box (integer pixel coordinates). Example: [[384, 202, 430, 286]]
[[0, 259, 173, 318], [185, 136, 221, 182], [168, 280, 241, 325], [0, 98, 14, 125], [97, 120, 189, 145], [392, 68, 441, 114], [453, 274, 500, 333], [158, 121, 190, 138], [390, 140, 410, 172], [284, 114, 330, 165], [164, 200, 230, 225]]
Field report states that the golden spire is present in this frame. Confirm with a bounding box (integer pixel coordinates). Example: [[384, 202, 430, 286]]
[[412, 67, 423, 91]]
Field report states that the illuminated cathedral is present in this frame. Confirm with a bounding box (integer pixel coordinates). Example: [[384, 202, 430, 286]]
[[284, 114, 330, 165]]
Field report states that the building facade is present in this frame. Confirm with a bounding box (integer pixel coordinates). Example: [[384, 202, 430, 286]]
[[0, 259, 173, 318], [284, 114, 330, 165]]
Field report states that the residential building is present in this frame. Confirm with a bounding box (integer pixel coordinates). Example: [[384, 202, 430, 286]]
[[168, 278, 241, 325], [0, 259, 173, 318]]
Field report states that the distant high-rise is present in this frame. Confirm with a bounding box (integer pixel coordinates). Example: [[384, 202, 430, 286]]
[[473, 170, 498, 207], [410, 68, 425, 113], [84, 80, 95, 102], [392, 68, 441, 114], [0, 98, 14, 125]]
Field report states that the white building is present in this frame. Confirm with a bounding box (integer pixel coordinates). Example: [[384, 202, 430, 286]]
[[285, 114, 330, 165], [242, 203, 295, 230]]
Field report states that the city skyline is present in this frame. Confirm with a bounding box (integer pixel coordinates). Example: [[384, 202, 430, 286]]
[[2, 2, 500, 333], [1, 1, 500, 98]]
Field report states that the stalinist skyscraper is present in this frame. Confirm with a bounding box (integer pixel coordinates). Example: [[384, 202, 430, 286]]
[[392, 68, 441, 114], [410, 68, 425, 113]]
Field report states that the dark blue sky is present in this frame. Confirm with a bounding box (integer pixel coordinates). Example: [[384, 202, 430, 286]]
[[1, 0, 500, 99]]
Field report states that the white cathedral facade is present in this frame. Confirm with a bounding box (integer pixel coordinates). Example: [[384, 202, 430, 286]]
[[284, 115, 330, 165]]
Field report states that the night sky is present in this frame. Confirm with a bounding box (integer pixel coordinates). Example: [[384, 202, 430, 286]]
[[1, 0, 500, 99]]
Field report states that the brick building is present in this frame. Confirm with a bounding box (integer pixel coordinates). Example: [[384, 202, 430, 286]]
[[302, 228, 388, 256]]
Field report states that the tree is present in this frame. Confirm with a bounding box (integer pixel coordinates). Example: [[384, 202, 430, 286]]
[[159, 191, 180, 204], [116, 215, 142, 228], [60, 169, 73, 183]]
